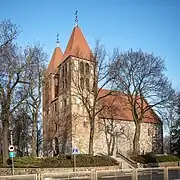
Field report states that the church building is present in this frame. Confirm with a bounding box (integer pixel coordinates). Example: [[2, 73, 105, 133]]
[[43, 18, 163, 157]]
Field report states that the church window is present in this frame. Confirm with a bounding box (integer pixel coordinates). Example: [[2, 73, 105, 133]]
[[65, 63, 67, 74], [85, 63, 89, 74], [65, 79, 67, 88], [55, 101, 58, 112], [62, 66, 65, 77], [80, 77, 84, 89], [62, 80, 64, 89], [148, 128, 151, 136], [55, 123, 58, 131], [86, 78, 89, 91], [79, 61, 84, 74], [64, 99, 67, 107], [54, 77, 59, 97]]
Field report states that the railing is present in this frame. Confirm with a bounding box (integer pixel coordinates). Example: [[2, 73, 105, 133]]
[[0, 167, 180, 180], [41, 167, 180, 180], [0, 174, 38, 180], [41, 171, 94, 180], [116, 152, 138, 168]]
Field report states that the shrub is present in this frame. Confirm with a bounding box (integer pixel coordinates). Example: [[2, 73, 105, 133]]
[[0, 154, 119, 168], [156, 155, 180, 162], [131, 154, 180, 164]]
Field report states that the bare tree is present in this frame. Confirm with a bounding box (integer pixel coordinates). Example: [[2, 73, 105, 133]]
[[71, 41, 116, 154], [99, 97, 124, 155], [110, 49, 174, 155], [13, 104, 31, 156], [24, 43, 47, 157], [159, 94, 178, 154], [0, 20, 33, 163]]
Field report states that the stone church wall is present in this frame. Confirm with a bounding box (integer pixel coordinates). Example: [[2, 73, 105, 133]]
[[70, 114, 163, 156]]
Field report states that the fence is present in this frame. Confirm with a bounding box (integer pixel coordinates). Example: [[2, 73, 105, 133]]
[[41, 167, 180, 180], [0, 174, 37, 180], [0, 167, 180, 180]]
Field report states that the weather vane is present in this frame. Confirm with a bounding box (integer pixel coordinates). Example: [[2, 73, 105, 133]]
[[56, 33, 59, 47], [75, 10, 78, 27]]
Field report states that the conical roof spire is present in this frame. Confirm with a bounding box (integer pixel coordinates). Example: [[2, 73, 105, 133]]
[[47, 46, 63, 74], [62, 26, 92, 61]]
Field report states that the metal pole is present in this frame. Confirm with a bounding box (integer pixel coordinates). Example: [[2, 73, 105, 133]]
[[73, 154, 76, 172], [10, 130, 14, 175]]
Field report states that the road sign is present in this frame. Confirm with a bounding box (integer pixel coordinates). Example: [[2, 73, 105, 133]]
[[9, 151, 15, 158], [8, 145, 14, 152], [72, 147, 78, 154]]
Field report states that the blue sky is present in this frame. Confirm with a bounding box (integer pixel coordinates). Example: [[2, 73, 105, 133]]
[[1, 0, 180, 88]]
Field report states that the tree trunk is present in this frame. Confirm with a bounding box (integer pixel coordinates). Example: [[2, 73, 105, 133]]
[[133, 122, 141, 155], [88, 120, 94, 154], [3, 120, 9, 164], [31, 112, 37, 157], [110, 136, 116, 156]]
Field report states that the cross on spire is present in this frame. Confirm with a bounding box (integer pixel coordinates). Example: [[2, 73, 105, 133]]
[[75, 10, 78, 27], [56, 33, 59, 47]]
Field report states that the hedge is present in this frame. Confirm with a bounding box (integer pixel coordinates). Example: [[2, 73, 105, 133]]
[[0, 154, 119, 168], [131, 154, 180, 164]]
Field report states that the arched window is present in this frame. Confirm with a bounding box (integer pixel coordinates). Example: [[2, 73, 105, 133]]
[[65, 63, 67, 74], [55, 101, 58, 112], [85, 63, 89, 74], [86, 78, 89, 91], [54, 77, 59, 97], [64, 99, 67, 107], [65, 79, 67, 88], [79, 61, 84, 74], [80, 77, 84, 89], [62, 66, 64, 77], [62, 80, 64, 89], [55, 123, 58, 131]]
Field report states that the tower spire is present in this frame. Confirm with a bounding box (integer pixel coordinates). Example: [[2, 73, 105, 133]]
[[75, 10, 78, 27], [56, 33, 59, 47]]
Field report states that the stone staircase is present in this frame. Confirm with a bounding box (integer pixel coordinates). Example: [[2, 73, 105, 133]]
[[113, 153, 138, 169]]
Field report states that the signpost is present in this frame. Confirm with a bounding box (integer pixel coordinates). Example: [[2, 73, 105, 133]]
[[8, 145, 14, 152], [9, 129, 15, 175], [72, 147, 78, 172]]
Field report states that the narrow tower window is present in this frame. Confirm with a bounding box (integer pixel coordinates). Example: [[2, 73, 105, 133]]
[[85, 63, 89, 74], [79, 61, 84, 74], [65, 63, 67, 74], [54, 77, 59, 97], [65, 79, 68, 88], [86, 78, 89, 91], [64, 99, 67, 107], [80, 77, 84, 89], [62, 66, 65, 77]]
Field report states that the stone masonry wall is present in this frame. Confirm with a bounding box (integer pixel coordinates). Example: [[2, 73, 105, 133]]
[[93, 119, 163, 156], [0, 166, 120, 176]]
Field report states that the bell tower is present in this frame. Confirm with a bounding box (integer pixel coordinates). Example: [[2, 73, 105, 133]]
[[43, 11, 94, 155]]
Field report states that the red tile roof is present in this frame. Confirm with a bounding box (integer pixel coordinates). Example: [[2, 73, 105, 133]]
[[62, 26, 92, 61], [98, 89, 161, 124], [47, 47, 63, 74]]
